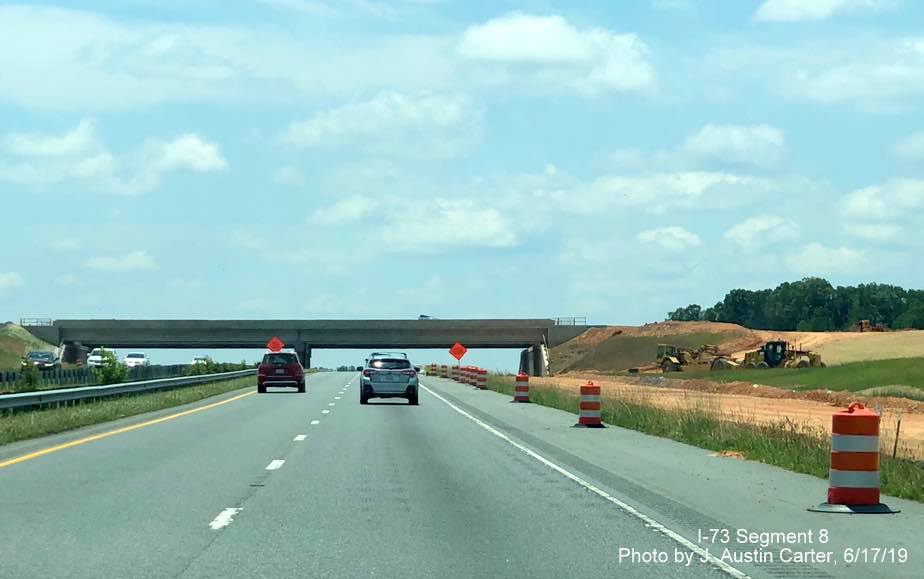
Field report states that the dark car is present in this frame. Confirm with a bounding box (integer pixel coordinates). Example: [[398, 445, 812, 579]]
[[257, 351, 305, 393], [22, 351, 59, 371]]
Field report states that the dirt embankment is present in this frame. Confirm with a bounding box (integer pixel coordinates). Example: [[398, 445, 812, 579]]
[[534, 374, 924, 460], [554, 321, 924, 370]]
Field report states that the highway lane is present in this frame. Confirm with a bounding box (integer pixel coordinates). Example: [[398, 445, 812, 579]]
[[1, 371, 920, 578]]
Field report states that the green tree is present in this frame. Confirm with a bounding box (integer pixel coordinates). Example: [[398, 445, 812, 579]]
[[92, 350, 127, 385], [666, 304, 702, 321]]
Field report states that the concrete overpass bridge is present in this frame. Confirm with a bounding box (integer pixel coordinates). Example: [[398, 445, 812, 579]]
[[21, 318, 596, 376]]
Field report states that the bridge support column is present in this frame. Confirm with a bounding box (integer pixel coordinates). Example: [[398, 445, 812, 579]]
[[63, 342, 89, 365], [519, 345, 548, 377], [299, 345, 312, 370]]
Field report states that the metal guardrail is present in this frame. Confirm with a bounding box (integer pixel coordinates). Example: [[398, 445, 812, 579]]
[[0, 369, 255, 411], [553, 317, 587, 326], [0, 364, 191, 387]]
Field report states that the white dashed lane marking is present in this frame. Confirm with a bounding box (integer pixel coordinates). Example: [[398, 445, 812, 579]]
[[293, 434, 307, 441], [265, 460, 285, 470], [328, 402, 335, 406], [209, 508, 241, 530], [321, 410, 330, 414], [334, 396, 341, 400], [310, 420, 320, 425]]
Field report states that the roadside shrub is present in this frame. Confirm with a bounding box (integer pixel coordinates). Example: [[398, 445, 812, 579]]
[[92, 350, 127, 385], [15, 360, 42, 392]]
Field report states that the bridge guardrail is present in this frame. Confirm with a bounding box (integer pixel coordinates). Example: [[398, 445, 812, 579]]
[[0, 369, 255, 411]]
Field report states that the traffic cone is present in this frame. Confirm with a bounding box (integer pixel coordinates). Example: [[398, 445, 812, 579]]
[[809, 403, 898, 514]]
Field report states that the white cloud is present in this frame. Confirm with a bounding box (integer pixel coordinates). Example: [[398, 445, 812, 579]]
[[152, 134, 227, 173], [0, 272, 25, 291], [84, 250, 157, 271], [706, 37, 924, 111], [841, 179, 924, 219], [682, 124, 785, 166], [724, 215, 798, 252], [754, 0, 889, 22], [843, 223, 904, 242], [892, 132, 924, 161], [273, 165, 305, 186], [559, 171, 771, 215], [0, 120, 227, 194], [636, 226, 701, 252], [378, 199, 517, 253], [282, 91, 480, 158], [457, 13, 656, 95], [786, 243, 865, 274], [309, 195, 377, 225], [0, 6, 656, 111], [2, 119, 98, 157]]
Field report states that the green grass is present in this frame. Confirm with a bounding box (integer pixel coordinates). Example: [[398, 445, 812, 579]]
[[666, 357, 924, 393], [0, 376, 253, 447], [553, 332, 732, 373], [485, 375, 924, 502], [0, 323, 56, 372]]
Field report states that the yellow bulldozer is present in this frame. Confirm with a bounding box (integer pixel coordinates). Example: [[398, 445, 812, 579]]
[[711, 341, 825, 370], [656, 344, 726, 372]]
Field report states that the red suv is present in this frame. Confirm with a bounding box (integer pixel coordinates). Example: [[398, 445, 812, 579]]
[[257, 351, 305, 393]]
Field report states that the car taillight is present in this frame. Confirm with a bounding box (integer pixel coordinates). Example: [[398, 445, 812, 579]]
[[402, 370, 417, 377]]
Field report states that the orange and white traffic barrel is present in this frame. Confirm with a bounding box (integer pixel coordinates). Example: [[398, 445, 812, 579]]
[[809, 402, 898, 514], [575, 381, 605, 428], [440, 365, 448, 378], [451, 366, 460, 382], [513, 373, 530, 402], [477, 368, 487, 390]]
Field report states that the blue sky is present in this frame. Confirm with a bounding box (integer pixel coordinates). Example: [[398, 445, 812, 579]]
[[2, 0, 924, 368]]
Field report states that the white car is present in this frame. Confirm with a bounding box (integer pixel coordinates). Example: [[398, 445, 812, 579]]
[[123, 352, 150, 368], [87, 347, 116, 367]]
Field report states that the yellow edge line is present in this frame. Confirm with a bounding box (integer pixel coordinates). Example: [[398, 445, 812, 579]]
[[0, 390, 257, 469]]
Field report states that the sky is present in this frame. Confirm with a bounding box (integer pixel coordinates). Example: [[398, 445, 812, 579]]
[[2, 0, 924, 368]]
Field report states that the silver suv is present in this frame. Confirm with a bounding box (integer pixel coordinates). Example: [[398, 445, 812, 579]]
[[360, 353, 419, 405]]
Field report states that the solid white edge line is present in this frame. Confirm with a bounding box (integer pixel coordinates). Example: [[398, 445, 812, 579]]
[[419, 383, 750, 579], [293, 434, 307, 441], [208, 507, 241, 530], [265, 459, 285, 470]]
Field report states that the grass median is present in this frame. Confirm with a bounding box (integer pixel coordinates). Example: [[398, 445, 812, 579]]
[[0, 376, 254, 447], [485, 375, 924, 503]]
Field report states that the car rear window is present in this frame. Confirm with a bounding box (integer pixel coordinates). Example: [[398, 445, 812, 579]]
[[28, 352, 53, 359], [127, 353, 144, 358], [370, 359, 411, 370], [263, 353, 298, 365]]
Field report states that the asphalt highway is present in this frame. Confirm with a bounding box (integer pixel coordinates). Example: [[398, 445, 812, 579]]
[[0, 372, 920, 579]]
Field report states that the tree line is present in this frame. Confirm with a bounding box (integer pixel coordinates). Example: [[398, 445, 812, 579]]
[[667, 278, 924, 331]]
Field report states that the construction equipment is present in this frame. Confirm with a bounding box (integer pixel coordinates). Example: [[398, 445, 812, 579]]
[[656, 344, 725, 372], [850, 319, 887, 332], [733, 341, 825, 369]]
